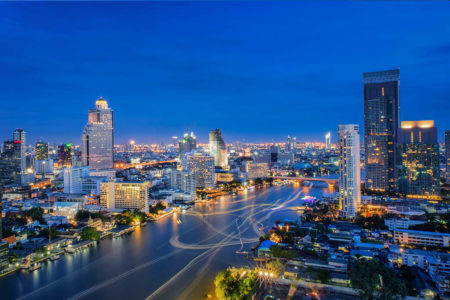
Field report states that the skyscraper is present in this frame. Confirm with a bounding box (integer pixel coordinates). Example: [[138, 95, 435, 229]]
[[363, 69, 400, 192], [338, 124, 361, 219], [100, 181, 150, 212], [35, 141, 49, 161], [178, 132, 196, 158], [209, 129, 228, 168], [325, 132, 331, 150], [58, 143, 74, 168], [0, 140, 22, 185], [396, 121, 440, 197], [81, 97, 114, 171], [286, 136, 292, 151], [13, 128, 26, 175], [446, 130, 450, 183]]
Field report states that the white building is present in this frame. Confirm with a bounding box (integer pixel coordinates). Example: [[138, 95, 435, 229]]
[[338, 124, 361, 219], [81, 176, 108, 195], [170, 169, 196, 201], [35, 159, 53, 175], [394, 229, 450, 247], [325, 132, 331, 150], [186, 154, 215, 189], [63, 166, 90, 194], [81, 97, 114, 171], [384, 217, 427, 231]]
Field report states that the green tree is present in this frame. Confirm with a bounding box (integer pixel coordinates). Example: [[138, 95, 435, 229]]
[[80, 227, 100, 241], [214, 269, 258, 300], [26, 207, 45, 223], [350, 259, 407, 300]]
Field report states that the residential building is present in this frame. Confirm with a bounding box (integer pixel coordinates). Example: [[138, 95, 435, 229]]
[[58, 143, 74, 168], [396, 121, 440, 197], [0, 140, 22, 185], [446, 130, 450, 182], [209, 128, 228, 168], [170, 169, 196, 201], [100, 181, 150, 212], [394, 229, 450, 247], [81, 97, 114, 171], [186, 154, 215, 189], [338, 124, 361, 218], [178, 132, 196, 158], [246, 162, 268, 180], [363, 69, 400, 192], [81, 176, 108, 195], [384, 217, 427, 231], [325, 132, 331, 150], [63, 166, 90, 194]]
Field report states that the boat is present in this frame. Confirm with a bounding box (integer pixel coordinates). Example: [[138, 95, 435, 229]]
[[29, 263, 41, 272], [65, 246, 76, 254], [50, 254, 60, 261], [176, 219, 182, 224]]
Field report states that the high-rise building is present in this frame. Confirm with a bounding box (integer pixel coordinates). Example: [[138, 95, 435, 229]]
[[446, 130, 450, 183], [58, 143, 74, 168], [363, 69, 400, 192], [178, 132, 196, 158], [81, 97, 114, 171], [170, 169, 196, 201], [286, 136, 292, 151], [292, 137, 297, 152], [186, 154, 215, 189], [13, 129, 26, 177], [35, 141, 49, 161], [209, 129, 228, 168], [100, 181, 150, 212], [270, 145, 279, 163], [396, 121, 440, 197], [338, 124, 361, 219], [35, 159, 53, 175], [325, 132, 331, 150], [63, 166, 90, 194], [0, 140, 22, 185]]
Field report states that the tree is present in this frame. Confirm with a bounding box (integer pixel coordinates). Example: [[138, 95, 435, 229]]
[[214, 269, 258, 300], [350, 259, 407, 300], [26, 207, 45, 224], [265, 259, 285, 277], [80, 227, 100, 241]]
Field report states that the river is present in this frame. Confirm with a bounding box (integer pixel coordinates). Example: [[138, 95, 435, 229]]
[[1, 183, 334, 300]]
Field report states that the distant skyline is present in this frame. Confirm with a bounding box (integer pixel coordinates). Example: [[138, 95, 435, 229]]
[[1, 2, 449, 145]]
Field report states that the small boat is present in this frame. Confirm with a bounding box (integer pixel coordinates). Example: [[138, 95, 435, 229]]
[[50, 254, 60, 261], [29, 263, 41, 272], [177, 219, 182, 224], [65, 247, 76, 254]]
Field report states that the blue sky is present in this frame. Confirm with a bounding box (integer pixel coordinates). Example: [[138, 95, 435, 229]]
[[0, 1, 449, 144]]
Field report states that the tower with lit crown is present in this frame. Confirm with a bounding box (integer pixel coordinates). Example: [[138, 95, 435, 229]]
[[81, 97, 114, 170]]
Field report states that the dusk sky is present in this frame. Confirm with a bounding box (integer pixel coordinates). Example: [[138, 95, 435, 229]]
[[0, 1, 449, 145]]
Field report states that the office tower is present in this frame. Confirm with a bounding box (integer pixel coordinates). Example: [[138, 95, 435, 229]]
[[338, 124, 361, 219], [100, 181, 150, 212], [446, 130, 450, 183], [186, 154, 215, 189], [363, 69, 400, 192], [172, 136, 178, 148], [270, 145, 279, 163], [13, 129, 26, 175], [35, 141, 49, 160], [209, 129, 228, 168], [292, 137, 297, 152], [178, 132, 196, 158], [58, 143, 74, 168], [35, 159, 53, 175], [170, 169, 196, 201], [81, 97, 114, 171], [286, 136, 292, 151], [396, 121, 440, 197], [0, 140, 22, 185], [325, 132, 331, 150], [63, 166, 90, 193]]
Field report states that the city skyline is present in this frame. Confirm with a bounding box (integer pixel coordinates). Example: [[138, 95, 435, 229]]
[[1, 2, 449, 144]]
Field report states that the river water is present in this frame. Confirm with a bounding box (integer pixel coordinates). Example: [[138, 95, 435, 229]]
[[1, 183, 334, 300]]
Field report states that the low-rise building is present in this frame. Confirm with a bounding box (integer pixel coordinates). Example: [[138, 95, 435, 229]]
[[394, 229, 450, 247], [100, 181, 150, 212], [385, 217, 427, 231]]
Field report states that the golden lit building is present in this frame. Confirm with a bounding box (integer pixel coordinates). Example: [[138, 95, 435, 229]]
[[100, 181, 150, 212]]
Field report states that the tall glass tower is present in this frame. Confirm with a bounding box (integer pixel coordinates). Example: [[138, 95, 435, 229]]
[[81, 97, 114, 170], [363, 69, 400, 192], [209, 128, 228, 168]]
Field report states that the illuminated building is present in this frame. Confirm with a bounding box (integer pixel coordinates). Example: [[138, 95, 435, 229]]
[[35, 141, 49, 160], [81, 97, 114, 171], [292, 137, 297, 152], [178, 132, 196, 157], [100, 181, 150, 212], [396, 121, 440, 197], [446, 130, 450, 182], [58, 143, 74, 168], [286, 136, 292, 151], [209, 128, 228, 168], [325, 132, 331, 150], [170, 169, 196, 201], [270, 145, 279, 163], [35, 159, 53, 175], [394, 229, 450, 247], [0, 140, 22, 185], [363, 69, 399, 192], [0, 242, 8, 272], [81, 176, 108, 195], [215, 171, 236, 183], [13, 128, 26, 175], [63, 166, 90, 194], [186, 153, 215, 188], [246, 162, 268, 180], [338, 124, 361, 219]]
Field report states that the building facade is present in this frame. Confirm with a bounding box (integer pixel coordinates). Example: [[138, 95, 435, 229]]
[[209, 128, 228, 168], [325, 132, 331, 150], [0, 140, 22, 185], [100, 181, 150, 212], [35, 141, 49, 161], [396, 120, 440, 197], [81, 97, 114, 171], [446, 130, 450, 183], [58, 143, 74, 168], [246, 162, 268, 180], [63, 166, 90, 194], [186, 154, 215, 189], [178, 132, 196, 158], [170, 169, 196, 201], [363, 69, 400, 192], [338, 124, 361, 219]]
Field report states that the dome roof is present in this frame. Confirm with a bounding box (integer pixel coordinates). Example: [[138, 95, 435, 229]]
[[95, 96, 108, 109]]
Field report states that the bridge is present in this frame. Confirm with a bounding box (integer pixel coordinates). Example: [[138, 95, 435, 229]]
[[269, 176, 338, 188]]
